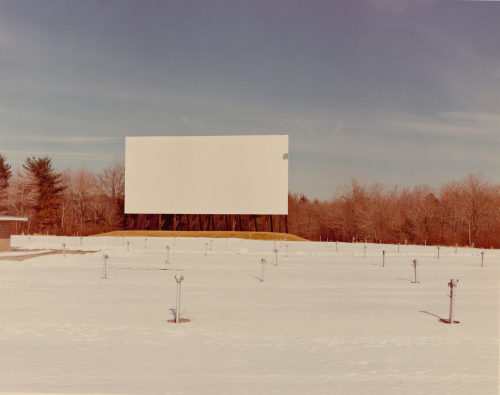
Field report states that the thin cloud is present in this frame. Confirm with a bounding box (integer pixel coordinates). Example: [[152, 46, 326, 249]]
[[3, 149, 118, 160], [370, 0, 438, 13], [381, 111, 500, 138], [0, 134, 121, 144]]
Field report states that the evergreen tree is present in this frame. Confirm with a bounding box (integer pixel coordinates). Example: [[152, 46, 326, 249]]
[[0, 154, 12, 214], [23, 156, 65, 232]]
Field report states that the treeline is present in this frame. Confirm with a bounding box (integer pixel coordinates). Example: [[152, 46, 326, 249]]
[[288, 177, 500, 248], [0, 154, 125, 236], [0, 154, 498, 247]]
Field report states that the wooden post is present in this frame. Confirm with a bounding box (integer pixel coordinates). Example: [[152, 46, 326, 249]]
[[173, 214, 177, 231], [285, 215, 288, 234], [254, 216, 258, 232], [158, 214, 162, 230], [238, 215, 242, 231], [187, 214, 191, 231], [211, 215, 215, 231], [225, 215, 229, 231], [269, 215, 274, 232], [198, 214, 202, 231]]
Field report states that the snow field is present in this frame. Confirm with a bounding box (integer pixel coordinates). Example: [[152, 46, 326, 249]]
[[0, 236, 498, 395]]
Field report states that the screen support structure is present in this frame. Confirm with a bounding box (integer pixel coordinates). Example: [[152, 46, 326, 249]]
[[127, 213, 288, 233]]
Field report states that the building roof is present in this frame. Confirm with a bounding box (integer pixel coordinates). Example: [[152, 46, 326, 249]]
[[0, 216, 28, 222]]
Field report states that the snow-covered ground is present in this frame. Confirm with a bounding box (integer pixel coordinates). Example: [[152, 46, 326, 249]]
[[1, 236, 498, 395]]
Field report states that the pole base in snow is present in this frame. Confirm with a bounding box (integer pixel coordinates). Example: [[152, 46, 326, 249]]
[[167, 318, 191, 324], [439, 318, 460, 324]]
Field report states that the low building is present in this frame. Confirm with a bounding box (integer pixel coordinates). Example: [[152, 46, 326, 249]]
[[0, 216, 28, 251]]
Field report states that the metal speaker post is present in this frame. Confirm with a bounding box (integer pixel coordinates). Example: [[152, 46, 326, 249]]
[[102, 254, 109, 279], [411, 259, 419, 283], [260, 258, 266, 282], [175, 275, 184, 323], [447, 279, 459, 324]]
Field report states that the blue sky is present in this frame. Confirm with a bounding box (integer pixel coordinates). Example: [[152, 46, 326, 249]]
[[0, 0, 498, 199]]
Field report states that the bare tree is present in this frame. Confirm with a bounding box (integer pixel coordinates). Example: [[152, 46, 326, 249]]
[[98, 161, 125, 229], [7, 170, 37, 233], [68, 168, 97, 233]]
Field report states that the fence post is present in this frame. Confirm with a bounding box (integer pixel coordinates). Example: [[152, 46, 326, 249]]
[[382, 250, 385, 267], [166, 245, 170, 264], [437, 246, 440, 259], [481, 251, 484, 268]]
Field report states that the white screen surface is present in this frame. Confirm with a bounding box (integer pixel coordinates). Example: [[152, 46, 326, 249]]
[[125, 135, 288, 214]]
